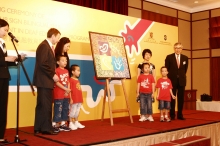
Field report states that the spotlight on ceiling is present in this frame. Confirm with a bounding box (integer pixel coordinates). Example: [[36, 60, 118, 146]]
[[194, 1, 199, 3], [168, 0, 178, 2]]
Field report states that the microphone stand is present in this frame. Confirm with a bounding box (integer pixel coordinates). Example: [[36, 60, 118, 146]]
[[6, 38, 35, 146]]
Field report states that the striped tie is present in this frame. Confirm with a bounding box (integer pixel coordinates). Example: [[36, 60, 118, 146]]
[[51, 46, 55, 56], [176, 55, 180, 68]]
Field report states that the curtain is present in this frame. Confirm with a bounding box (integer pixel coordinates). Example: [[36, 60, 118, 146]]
[[55, 0, 128, 15], [209, 16, 220, 49], [142, 10, 178, 26], [211, 57, 220, 101]]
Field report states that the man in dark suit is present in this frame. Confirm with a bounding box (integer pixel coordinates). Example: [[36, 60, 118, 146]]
[[0, 19, 17, 143], [33, 28, 60, 135], [165, 42, 188, 120]]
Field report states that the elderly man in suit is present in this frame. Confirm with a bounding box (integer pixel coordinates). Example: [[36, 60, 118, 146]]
[[165, 42, 188, 120], [33, 28, 60, 135]]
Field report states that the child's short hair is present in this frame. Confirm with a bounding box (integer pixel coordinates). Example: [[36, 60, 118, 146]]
[[56, 55, 66, 61], [69, 64, 79, 76], [160, 66, 167, 72], [142, 63, 150, 70], [142, 49, 152, 58]]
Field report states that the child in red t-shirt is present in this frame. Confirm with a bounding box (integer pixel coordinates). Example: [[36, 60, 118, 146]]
[[53, 55, 71, 132], [156, 66, 176, 122], [68, 64, 85, 130], [137, 63, 155, 122]]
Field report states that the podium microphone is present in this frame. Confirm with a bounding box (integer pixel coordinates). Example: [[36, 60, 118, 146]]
[[8, 32, 19, 43]]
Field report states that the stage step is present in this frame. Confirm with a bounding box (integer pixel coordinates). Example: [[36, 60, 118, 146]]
[[150, 136, 210, 146]]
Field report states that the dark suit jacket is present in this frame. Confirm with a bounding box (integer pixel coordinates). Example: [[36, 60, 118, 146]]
[[0, 46, 15, 79], [33, 40, 56, 89], [165, 53, 188, 86]]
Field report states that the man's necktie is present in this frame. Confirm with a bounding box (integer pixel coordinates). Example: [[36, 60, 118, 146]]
[[51, 46, 55, 56], [176, 55, 180, 68]]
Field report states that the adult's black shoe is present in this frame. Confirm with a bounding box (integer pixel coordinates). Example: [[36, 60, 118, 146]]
[[42, 131, 58, 135], [34, 130, 41, 135], [171, 117, 175, 120], [0, 139, 9, 144], [177, 117, 186, 120]]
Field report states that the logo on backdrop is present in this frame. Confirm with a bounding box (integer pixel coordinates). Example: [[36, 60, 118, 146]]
[[164, 35, 167, 41], [119, 19, 173, 58], [160, 34, 171, 45], [119, 19, 153, 57], [145, 31, 157, 44], [150, 32, 153, 39]]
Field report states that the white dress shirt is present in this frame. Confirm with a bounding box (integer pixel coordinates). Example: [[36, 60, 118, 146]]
[[0, 38, 5, 50]]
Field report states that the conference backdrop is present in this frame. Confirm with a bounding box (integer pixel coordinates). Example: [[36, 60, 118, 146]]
[[0, 0, 178, 128]]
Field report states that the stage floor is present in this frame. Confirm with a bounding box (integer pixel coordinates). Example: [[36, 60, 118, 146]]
[[3, 110, 220, 146]]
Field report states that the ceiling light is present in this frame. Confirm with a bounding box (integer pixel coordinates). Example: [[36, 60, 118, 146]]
[[194, 1, 199, 3], [168, 0, 178, 2]]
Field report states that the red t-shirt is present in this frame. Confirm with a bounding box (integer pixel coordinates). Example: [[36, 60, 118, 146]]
[[137, 74, 155, 93], [53, 67, 69, 99], [156, 78, 173, 101], [69, 78, 83, 103]]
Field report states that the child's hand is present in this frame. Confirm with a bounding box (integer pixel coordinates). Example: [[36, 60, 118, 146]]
[[70, 99, 73, 104], [136, 96, 140, 102], [64, 92, 69, 97], [136, 93, 140, 102], [152, 97, 155, 103], [172, 95, 176, 99], [65, 88, 71, 93], [156, 96, 159, 100], [151, 94, 154, 98], [151, 95, 155, 103], [53, 74, 59, 82]]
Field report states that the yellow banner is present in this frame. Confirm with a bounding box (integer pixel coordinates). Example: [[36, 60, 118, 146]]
[[0, 0, 177, 128]]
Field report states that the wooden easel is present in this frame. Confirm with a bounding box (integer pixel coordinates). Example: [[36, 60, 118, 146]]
[[101, 78, 133, 126]]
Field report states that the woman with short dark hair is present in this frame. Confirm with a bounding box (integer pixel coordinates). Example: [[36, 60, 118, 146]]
[[137, 49, 156, 80]]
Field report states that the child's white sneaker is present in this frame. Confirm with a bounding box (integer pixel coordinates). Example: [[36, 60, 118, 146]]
[[75, 121, 85, 128], [139, 116, 146, 122], [69, 122, 77, 130], [160, 116, 164, 122], [165, 117, 171, 122], [147, 116, 154, 122]]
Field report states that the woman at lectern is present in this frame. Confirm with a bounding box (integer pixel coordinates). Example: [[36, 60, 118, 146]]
[[0, 19, 17, 144]]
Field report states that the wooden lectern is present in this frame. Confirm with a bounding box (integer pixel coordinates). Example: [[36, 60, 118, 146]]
[[184, 90, 197, 110]]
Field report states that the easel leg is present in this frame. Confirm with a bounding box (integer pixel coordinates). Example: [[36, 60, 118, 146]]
[[106, 79, 114, 126], [101, 86, 107, 121], [121, 79, 133, 123]]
